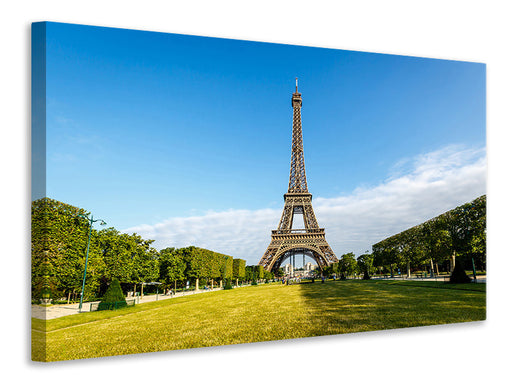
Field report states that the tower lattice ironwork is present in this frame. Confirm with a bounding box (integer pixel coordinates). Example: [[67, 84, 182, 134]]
[[259, 80, 337, 272]]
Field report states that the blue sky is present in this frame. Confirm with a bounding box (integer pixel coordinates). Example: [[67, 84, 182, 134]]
[[40, 22, 486, 265]]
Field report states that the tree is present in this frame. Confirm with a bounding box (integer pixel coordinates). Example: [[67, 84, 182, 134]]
[[339, 252, 357, 278], [232, 258, 246, 286], [244, 266, 261, 285], [255, 265, 265, 280], [422, 218, 452, 275], [180, 247, 200, 289], [467, 196, 486, 271], [31, 198, 104, 301], [444, 196, 486, 271], [220, 254, 233, 284], [470, 230, 486, 271], [128, 235, 159, 291], [159, 247, 186, 291], [323, 263, 337, 278], [245, 266, 254, 283], [357, 253, 374, 280], [263, 270, 274, 281], [97, 228, 135, 284]]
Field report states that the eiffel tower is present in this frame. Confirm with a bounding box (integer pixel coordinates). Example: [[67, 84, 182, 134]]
[[259, 80, 337, 272]]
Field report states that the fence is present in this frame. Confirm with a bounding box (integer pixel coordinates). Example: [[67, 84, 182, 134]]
[[90, 299, 136, 312]]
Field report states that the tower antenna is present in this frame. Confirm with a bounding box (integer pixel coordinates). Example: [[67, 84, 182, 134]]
[[295, 77, 298, 92]]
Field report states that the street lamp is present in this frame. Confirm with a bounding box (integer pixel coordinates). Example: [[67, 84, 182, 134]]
[[222, 256, 228, 288], [77, 213, 106, 312]]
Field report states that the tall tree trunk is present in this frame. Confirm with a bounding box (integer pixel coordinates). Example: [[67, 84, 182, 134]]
[[430, 258, 435, 277], [450, 251, 456, 272], [406, 261, 411, 278], [195, 278, 199, 291]]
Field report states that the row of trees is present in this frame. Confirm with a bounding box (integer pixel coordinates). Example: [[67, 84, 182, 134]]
[[318, 252, 370, 279], [31, 198, 255, 302], [317, 196, 486, 280], [158, 246, 248, 291], [371, 195, 486, 277], [245, 265, 275, 283]]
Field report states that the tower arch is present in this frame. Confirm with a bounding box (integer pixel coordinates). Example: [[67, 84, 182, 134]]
[[267, 245, 331, 272]]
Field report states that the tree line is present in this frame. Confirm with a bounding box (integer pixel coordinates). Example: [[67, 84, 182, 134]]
[[370, 195, 486, 278], [31, 198, 262, 303], [32, 194, 485, 301], [316, 195, 486, 280]]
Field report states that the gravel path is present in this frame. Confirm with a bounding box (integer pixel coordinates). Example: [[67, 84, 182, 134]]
[[31, 287, 229, 320]]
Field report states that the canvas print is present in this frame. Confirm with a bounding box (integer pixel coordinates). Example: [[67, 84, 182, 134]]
[[31, 22, 486, 362]]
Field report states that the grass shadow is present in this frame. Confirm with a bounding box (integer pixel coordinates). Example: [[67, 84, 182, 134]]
[[297, 279, 486, 337]]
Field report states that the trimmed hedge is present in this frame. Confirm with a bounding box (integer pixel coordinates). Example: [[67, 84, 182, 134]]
[[224, 280, 233, 290], [450, 260, 472, 283], [101, 279, 126, 304]]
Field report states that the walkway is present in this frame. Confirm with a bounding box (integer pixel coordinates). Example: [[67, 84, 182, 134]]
[[31, 286, 247, 320], [370, 275, 486, 283]]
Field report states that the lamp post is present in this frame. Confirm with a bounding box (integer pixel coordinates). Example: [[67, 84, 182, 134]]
[[77, 213, 106, 312]]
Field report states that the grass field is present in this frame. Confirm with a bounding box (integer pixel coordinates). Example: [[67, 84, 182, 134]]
[[32, 280, 486, 362]]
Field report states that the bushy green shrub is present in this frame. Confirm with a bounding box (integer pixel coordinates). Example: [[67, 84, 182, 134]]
[[449, 260, 471, 283], [101, 278, 126, 304]]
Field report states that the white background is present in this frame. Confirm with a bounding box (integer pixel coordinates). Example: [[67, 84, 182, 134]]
[[1, 1, 511, 382]]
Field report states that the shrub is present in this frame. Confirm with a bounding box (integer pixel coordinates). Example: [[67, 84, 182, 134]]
[[449, 260, 472, 283], [101, 278, 126, 304]]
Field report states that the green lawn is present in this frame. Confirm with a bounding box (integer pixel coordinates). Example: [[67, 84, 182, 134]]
[[32, 280, 486, 362]]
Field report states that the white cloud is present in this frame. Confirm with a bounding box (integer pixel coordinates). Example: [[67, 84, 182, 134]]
[[122, 145, 486, 265]]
